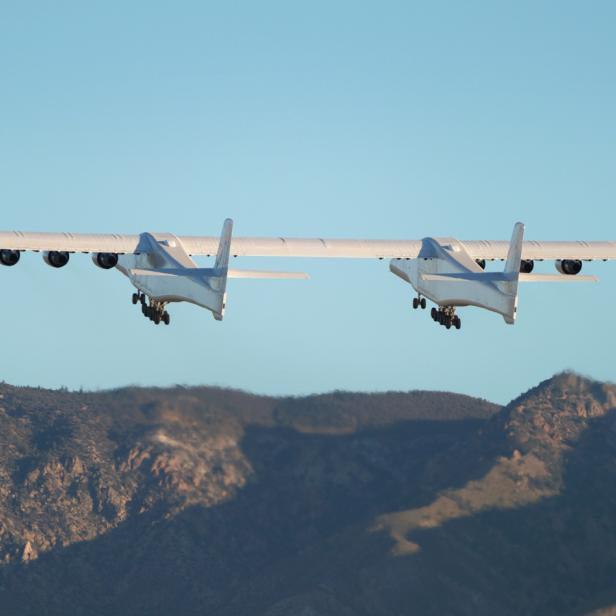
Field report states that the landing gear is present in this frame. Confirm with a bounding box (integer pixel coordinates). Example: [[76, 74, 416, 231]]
[[431, 306, 461, 331], [412, 295, 427, 310], [132, 291, 147, 306], [132, 293, 171, 326]]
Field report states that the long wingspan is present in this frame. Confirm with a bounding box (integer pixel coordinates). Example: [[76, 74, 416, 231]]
[[2, 231, 616, 261]]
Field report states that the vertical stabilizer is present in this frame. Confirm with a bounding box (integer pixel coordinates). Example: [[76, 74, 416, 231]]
[[504, 222, 524, 277], [209, 218, 233, 320], [498, 222, 524, 323], [215, 218, 233, 272]]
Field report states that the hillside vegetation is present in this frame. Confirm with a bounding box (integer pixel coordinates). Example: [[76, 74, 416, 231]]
[[1, 375, 616, 615]]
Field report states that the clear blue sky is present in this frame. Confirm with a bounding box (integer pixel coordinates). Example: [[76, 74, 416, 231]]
[[0, 1, 614, 404]]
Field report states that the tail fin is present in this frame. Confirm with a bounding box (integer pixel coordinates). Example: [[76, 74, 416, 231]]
[[209, 218, 233, 320], [497, 222, 524, 323], [215, 218, 233, 272], [504, 222, 524, 278]]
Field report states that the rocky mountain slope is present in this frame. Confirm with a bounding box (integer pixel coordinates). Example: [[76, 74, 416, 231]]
[[0, 374, 615, 615]]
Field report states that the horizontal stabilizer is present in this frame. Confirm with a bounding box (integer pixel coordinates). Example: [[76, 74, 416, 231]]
[[128, 267, 309, 280], [421, 272, 598, 283], [519, 273, 598, 283], [227, 269, 309, 280], [421, 272, 515, 282], [128, 267, 216, 278]]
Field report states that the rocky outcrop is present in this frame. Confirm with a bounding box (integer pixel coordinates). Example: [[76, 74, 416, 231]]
[[1, 375, 616, 615]]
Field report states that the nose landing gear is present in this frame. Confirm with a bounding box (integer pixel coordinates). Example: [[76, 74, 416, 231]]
[[412, 295, 427, 310]]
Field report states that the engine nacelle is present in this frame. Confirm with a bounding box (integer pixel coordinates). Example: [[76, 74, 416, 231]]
[[520, 259, 534, 273], [0, 249, 20, 266], [43, 251, 70, 268], [556, 259, 582, 275], [92, 252, 119, 269]]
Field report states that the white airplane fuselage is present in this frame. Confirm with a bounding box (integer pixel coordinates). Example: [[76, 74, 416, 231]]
[[390, 237, 518, 323]]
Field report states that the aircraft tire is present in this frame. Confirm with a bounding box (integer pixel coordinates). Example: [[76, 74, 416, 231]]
[[412, 297, 418, 309], [420, 298, 426, 309], [132, 293, 138, 305], [163, 312, 170, 325], [431, 307, 437, 321]]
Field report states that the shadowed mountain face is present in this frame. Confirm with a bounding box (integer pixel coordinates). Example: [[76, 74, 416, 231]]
[[1, 375, 616, 615]]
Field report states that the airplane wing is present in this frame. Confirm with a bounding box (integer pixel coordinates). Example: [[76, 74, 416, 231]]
[[459, 240, 616, 261], [2, 231, 616, 261], [0, 231, 422, 259], [0, 231, 140, 254]]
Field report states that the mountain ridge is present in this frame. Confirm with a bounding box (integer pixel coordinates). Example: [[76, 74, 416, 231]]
[[1, 373, 615, 615]]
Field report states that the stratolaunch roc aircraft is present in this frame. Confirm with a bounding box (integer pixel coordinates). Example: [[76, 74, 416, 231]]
[[0, 220, 613, 330]]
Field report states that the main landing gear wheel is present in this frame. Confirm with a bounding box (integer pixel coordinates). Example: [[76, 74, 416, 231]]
[[432, 306, 461, 331], [412, 297, 419, 309], [420, 297, 426, 310], [132, 292, 171, 326]]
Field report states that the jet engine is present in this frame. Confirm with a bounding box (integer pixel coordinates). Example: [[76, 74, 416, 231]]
[[43, 251, 70, 268], [556, 259, 582, 275], [520, 259, 534, 273], [92, 252, 119, 269], [0, 249, 20, 266]]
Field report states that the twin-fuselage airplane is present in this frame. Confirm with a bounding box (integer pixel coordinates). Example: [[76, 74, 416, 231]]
[[0, 220, 612, 329]]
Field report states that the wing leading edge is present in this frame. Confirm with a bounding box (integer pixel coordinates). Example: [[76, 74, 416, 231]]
[[2, 230, 616, 261]]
